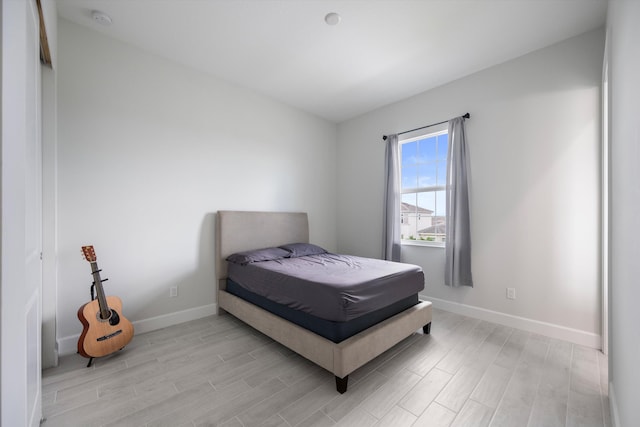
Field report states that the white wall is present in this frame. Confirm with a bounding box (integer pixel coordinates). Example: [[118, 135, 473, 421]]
[[337, 29, 604, 347], [55, 19, 338, 354], [607, 1, 640, 426]]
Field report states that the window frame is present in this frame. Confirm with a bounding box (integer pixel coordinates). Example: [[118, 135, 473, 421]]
[[399, 126, 448, 248]]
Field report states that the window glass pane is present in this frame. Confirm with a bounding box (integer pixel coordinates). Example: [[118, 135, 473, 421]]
[[418, 163, 437, 187], [418, 137, 437, 161], [436, 160, 447, 186], [402, 165, 418, 190], [416, 192, 435, 242], [417, 192, 435, 214], [401, 193, 417, 240], [401, 141, 418, 166], [437, 134, 448, 161], [435, 190, 446, 217], [402, 192, 417, 208]]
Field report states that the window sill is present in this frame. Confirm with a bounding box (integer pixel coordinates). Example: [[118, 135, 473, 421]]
[[401, 240, 445, 249]]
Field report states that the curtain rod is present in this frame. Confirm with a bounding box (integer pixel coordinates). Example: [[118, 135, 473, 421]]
[[382, 112, 470, 141]]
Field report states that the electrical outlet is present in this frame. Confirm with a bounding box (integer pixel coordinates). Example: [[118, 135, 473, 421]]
[[169, 286, 178, 297], [506, 287, 516, 300]]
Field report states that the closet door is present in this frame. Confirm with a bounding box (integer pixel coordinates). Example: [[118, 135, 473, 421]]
[[1, 0, 43, 425]]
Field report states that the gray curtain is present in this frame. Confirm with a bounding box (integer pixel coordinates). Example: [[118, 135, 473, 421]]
[[383, 134, 401, 261], [445, 117, 473, 287]]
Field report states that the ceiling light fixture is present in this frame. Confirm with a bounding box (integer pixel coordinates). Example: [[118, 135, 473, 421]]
[[91, 10, 112, 26], [324, 12, 341, 26]]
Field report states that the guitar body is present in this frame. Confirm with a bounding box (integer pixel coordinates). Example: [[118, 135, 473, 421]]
[[78, 245, 134, 363], [77, 295, 134, 358]]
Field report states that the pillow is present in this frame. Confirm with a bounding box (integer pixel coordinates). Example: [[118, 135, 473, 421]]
[[226, 247, 290, 265], [279, 242, 327, 257]]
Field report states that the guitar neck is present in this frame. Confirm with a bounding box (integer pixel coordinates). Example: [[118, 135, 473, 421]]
[[90, 261, 110, 320]]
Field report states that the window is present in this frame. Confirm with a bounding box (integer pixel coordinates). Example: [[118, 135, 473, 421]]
[[400, 129, 448, 245]]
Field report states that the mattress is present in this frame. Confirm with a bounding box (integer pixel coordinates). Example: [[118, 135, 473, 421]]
[[226, 279, 420, 343], [227, 253, 424, 322]]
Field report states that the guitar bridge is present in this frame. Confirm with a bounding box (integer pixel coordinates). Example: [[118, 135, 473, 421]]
[[96, 330, 122, 341]]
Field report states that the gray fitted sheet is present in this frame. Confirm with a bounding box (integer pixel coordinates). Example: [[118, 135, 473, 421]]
[[227, 253, 424, 322]]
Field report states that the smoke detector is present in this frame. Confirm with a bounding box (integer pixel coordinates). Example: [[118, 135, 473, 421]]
[[324, 12, 341, 26]]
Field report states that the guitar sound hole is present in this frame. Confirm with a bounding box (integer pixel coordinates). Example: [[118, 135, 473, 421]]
[[95, 309, 121, 326], [96, 310, 112, 322]]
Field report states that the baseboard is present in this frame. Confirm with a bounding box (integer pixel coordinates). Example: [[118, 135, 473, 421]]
[[57, 303, 218, 356], [422, 295, 601, 349], [609, 381, 620, 427], [60, 297, 600, 353]]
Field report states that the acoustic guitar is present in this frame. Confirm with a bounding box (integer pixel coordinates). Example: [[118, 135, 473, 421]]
[[77, 245, 134, 363]]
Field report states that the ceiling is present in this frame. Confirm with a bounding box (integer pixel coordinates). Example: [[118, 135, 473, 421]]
[[56, 0, 607, 123]]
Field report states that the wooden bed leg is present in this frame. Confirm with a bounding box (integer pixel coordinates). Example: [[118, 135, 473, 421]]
[[335, 375, 348, 394], [423, 322, 431, 334]]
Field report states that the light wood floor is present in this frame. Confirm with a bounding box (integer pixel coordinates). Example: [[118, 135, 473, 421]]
[[42, 309, 611, 427]]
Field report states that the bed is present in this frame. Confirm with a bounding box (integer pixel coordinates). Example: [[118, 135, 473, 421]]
[[215, 210, 432, 393]]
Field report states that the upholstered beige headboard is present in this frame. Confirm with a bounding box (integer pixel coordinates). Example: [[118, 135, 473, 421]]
[[215, 211, 309, 287]]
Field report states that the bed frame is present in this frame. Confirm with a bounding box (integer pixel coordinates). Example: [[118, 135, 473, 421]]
[[215, 210, 432, 393]]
